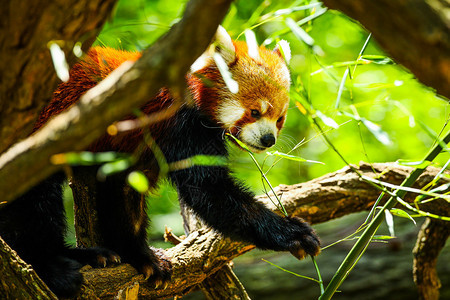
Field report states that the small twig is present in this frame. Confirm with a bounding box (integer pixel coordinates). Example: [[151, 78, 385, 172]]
[[164, 226, 185, 245]]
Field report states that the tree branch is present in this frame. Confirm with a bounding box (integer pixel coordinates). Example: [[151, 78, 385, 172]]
[[322, 0, 450, 99], [413, 218, 450, 300], [179, 200, 252, 299], [76, 162, 449, 298], [0, 237, 57, 299], [0, 0, 118, 154], [0, 0, 233, 204]]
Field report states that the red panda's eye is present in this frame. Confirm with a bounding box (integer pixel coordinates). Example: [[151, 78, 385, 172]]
[[277, 116, 284, 123], [251, 109, 261, 119]]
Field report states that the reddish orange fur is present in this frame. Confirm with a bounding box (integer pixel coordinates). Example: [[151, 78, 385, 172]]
[[232, 41, 290, 124], [188, 40, 289, 127], [35, 47, 174, 153], [36, 40, 289, 152]]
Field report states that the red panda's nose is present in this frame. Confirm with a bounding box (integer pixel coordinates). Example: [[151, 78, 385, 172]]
[[260, 133, 276, 148]]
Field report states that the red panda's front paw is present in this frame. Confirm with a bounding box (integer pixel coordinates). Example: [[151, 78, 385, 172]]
[[136, 247, 172, 289], [285, 216, 321, 260], [66, 247, 121, 268]]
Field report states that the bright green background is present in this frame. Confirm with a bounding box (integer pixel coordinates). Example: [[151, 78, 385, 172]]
[[65, 0, 449, 297]]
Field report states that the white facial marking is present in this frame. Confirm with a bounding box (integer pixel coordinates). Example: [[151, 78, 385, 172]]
[[217, 99, 246, 128], [240, 118, 278, 152]]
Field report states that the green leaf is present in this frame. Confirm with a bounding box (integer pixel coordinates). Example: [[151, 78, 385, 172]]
[[51, 151, 128, 166], [127, 171, 150, 193], [335, 67, 350, 109], [262, 259, 321, 283], [191, 155, 228, 166], [98, 158, 133, 179], [384, 209, 395, 237], [315, 110, 339, 129], [266, 151, 324, 164], [273, 3, 322, 17], [48, 41, 69, 82], [360, 118, 392, 146], [352, 235, 396, 241], [360, 55, 394, 65], [285, 17, 314, 47], [396, 159, 433, 169], [365, 82, 402, 89], [168, 155, 228, 171], [226, 133, 252, 152], [372, 235, 396, 240], [390, 208, 417, 225], [213, 53, 239, 93]]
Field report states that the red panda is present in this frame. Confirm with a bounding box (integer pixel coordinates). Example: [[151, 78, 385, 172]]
[[0, 26, 320, 297]]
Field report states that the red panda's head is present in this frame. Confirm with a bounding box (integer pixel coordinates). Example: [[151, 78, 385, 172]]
[[189, 26, 291, 153]]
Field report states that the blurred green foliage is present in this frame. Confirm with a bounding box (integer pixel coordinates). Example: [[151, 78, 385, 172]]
[[89, 0, 450, 239], [55, 0, 450, 297]]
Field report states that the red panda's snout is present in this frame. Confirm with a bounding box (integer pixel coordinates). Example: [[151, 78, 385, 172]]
[[235, 112, 286, 153], [216, 98, 288, 153], [238, 118, 279, 152]]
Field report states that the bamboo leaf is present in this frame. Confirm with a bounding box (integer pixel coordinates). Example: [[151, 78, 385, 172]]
[[396, 159, 432, 169], [48, 41, 70, 82], [360, 118, 392, 146], [213, 53, 239, 94], [98, 158, 133, 179], [51, 151, 128, 166], [226, 133, 252, 152], [360, 55, 394, 65], [262, 259, 321, 283], [266, 151, 324, 164], [316, 110, 339, 129], [384, 209, 395, 237], [285, 17, 314, 47], [390, 208, 417, 225], [273, 3, 322, 17]]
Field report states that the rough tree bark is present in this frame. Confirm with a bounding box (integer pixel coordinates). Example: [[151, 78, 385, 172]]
[[413, 218, 450, 300], [65, 162, 448, 299], [179, 200, 252, 299], [0, 237, 57, 299], [0, 0, 118, 154], [322, 0, 450, 99]]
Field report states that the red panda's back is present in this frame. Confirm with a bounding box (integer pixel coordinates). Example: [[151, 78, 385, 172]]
[[34, 47, 142, 131]]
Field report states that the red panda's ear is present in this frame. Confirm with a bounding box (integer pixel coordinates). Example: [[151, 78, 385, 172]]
[[191, 25, 236, 72], [274, 40, 291, 65], [213, 25, 236, 64]]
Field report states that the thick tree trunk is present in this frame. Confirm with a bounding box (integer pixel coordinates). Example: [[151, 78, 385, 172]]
[[0, 0, 118, 154], [413, 218, 450, 300], [179, 200, 252, 299], [70, 168, 104, 248]]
